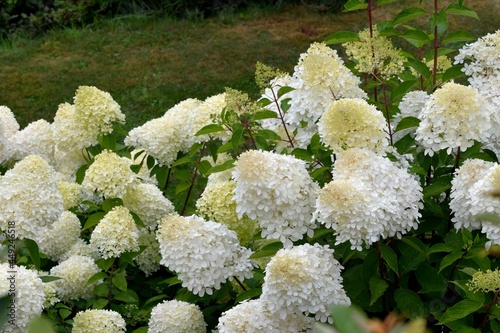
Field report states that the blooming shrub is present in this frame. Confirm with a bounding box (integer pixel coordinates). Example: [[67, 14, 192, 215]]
[[1, 1, 500, 332]]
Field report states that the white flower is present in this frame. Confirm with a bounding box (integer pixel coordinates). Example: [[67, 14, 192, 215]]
[[314, 148, 423, 249], [232, 150, 319, 248], [34, 211, 81, 261], [196, 178, 257, 245], [8, 119, 55, 164], [56, 175, 83, 209], [82, 150, 138, 199], [450, 159, 497, 231], [49, 255, 101, 301], [318, 98, 390, 154], [123, 182, 175, 229], [72, 309, 126, 333], [90, 206, 140, 259], [216, 298, 314, 333], [0, 106, 19, 165], [0, 264, 45, 333], [156, 214, 254, 296], [415, 82, 495, 156], [134, 228, 161, 276], [148, 300, 206, 333], [261, 243, 350, 323], [59, 238, 100, 262], [0, 155, 64, 240]]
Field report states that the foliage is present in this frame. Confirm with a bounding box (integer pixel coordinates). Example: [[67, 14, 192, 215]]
[[0, 0, 500, 332]]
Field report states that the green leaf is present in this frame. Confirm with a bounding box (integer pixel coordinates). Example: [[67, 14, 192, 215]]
[[443, 65, 466, 81], [401, 29, 431, 48], [195, 124, 226, 136], [343, 0, 368, 12], [252, 110, 277, 120], [399, 237, 427, 258], [311, 166, 331, 180], [379, 243, 399, 275], [114, 290, 139, 303], [391, 80, 417, 101], [394, 288, 425, 318], [130, 211, 146, 228], [112, 274, 127, 291], [235, 288, 262, 303], [144, 294, 167, 306], [394, 133, 416, 154], [445, 4, 479, 20], [97, 133, 116, 150], [427, 243, 456, 255], [82, 211, 106, 230], [324, 31, 360, 45], [172, 155, 193, 167], [476, 213, 500, 224], [92, 298, 108, 309], [96, 257, 115, 271], [438, 299, 483, 324], [395, 116, 420, 132], [39, 276, 62, 283], [256, 129, 281, 140], [231, 124, 244, 152], [369, 275, 388, 305], [442, 30, 476, 45], [408, 59, 431, 79], [58, 308, 71, 319], [377, 0, 398, 5], [207, 159, 235, 176], [423, 182, 451, 198], [23, 238, 41, 270], [438, 250, 464, 273], [277, 86, 294, 99], [393, 7, 428, 26], [175, 182, 191, 195], [250, 242, 283, 259], [87, 272, 107, 285], [291, 148, 313, 162], [75, 164, 88, 184], [329, 305, 367, 333], [101, 198, 123, 212]]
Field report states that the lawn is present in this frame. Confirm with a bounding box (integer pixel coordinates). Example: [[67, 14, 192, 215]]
[[0, 1, 499, 130]]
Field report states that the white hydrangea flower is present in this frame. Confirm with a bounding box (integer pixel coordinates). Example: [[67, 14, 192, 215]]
[[156, 214, 254, 296], [125, 98, 202, 166], [72, 309, 126, 333], [0, 264, 45, 333], [134, 228, 161, 276], [82, 150, 138, 199], [261, 243, 350, 323], [123, 182, 175, 229], [49, 255, 101, 301], [282, 42, 367, 147], [7, 119, 55, 164], [56, 175, 83, 209], [314, 148, 423, 249], [343, 26, 405, 78], [415, 82, 495, 156], [450, 159, 497, 231], [0, 155, 65, 240], [90, 206, 140, 259], [0, 106, 19, 165], [392, 90, 429, 142], [148, 300, 206, 333], [216, 298, 315, 333], [232, 150, 319, 248], [59, 238, 100, 262], [190, 93, 228, 144], [34, 211, 81, 261], [196, 178, 257, 245], [318, 98, 390, 154]]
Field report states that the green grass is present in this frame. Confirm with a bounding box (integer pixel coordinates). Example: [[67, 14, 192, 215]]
[[0, 1, 499, 130]]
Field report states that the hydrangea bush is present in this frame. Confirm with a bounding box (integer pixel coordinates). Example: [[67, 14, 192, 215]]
[[1, 0, 500, 332]]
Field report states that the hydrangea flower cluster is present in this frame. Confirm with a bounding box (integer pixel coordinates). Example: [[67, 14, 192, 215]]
[[259, 42, 366, 148], [49, 255, 102, 301], [0, 105, 20, 164], [318, 98, 390, 154], [450, 159, 497, 231], [467, 269, 500, 293], [156, 214, 254, 296], [216, 298, 314, 333], [123, 182, 175, 229], [0, 155, 64, 240], [313, 148, 423, 250], [415, 82, 495, 156], [261, 243, 350, 323], [82, 149, 138, 199], [134, 229, 161, 276], [196, 178, 257, 245], [232, 150, 319, 247], [72, 309, 126, 333], [343, 26, 405, 78], [8, 119, 55, 164], [90, 205, 140, 259], [0, 264, 45, 333], [148, 300, 207, 333]]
